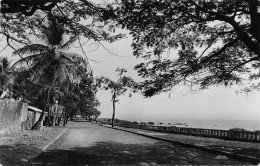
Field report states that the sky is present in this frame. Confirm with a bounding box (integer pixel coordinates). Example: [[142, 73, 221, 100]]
[[68, 0, 260, 125], [1, 19, 259, 125], [72, 34, 260, 122]]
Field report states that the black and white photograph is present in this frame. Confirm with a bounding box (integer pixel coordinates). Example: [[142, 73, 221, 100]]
[[0, 0, 259, 165]]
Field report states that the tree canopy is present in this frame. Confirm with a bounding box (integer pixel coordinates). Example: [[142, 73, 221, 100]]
[[1, 1, 109, 127], [114, 0, 260, 96], [97, 68, 138, 127], [63, 73, 99, 121], [1, 0, 59, 16], [2, 0, 260, 98], [0, 0, 122, 59]]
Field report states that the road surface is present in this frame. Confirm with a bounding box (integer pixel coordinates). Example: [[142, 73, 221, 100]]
[[33, 120, 249, 165]]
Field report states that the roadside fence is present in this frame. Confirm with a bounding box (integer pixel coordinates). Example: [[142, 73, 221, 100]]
[[117, 123, 260, 143]]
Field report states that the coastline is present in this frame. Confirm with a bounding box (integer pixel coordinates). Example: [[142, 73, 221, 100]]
[[99, 118, 260, 131]]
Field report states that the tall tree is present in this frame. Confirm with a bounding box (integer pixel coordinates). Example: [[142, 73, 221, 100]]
[[12, 16, 86, 130], [98, 68, 138, 127], [114, 0, 260, 96]]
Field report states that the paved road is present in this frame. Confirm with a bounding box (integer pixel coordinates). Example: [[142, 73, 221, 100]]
[[33, 120, 249, 165]]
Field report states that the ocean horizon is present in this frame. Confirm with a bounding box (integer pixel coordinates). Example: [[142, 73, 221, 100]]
[[133, 119, 260, 131], [99, 118, 260, 131]]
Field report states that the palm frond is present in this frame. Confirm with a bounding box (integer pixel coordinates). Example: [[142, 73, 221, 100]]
[[11, 53, 46, 68], [60, 51, 88, 70], [63, 63, 81, 82], [26, 58, 53, 84], [60, 77, 71, 94], [13, 44, 49, 56], [60, 51, 84, 62], [60, 61, 82, 84], [55, 65, 69, 84]]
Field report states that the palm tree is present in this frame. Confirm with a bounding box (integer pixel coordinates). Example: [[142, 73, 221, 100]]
[[0, 57, 14, 98], [12, 16, 87, 130]]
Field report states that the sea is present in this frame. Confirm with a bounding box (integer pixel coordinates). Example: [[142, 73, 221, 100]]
[[126, 119, 260, 131]]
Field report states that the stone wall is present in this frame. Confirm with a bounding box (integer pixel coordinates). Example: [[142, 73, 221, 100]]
[[118, 123, 260, 143], [0, 98, 28, 134]]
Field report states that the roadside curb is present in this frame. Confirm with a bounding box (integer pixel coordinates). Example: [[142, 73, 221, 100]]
[[103, 125, 260, 165], [42, 127, 69, 151]]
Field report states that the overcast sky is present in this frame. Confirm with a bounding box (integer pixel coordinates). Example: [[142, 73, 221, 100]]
[[74, 34, 260, 122]]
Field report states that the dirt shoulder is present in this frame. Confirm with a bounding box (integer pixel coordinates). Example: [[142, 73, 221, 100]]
[[0, 126, 67, 165]]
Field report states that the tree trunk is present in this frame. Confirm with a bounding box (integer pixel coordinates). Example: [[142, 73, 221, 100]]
[[112, 93, 116, 127], [31, 90, 49, 130], [66, 111, 70, 122], [62, 108, 67, 126], [65, 109, 68, 124], [63, 113, 66, 126], [32, 101, 48, 130]]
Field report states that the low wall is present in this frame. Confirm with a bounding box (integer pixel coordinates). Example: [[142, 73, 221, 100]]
[[0, 99, 28, 134], [118, 123, 260, 143]]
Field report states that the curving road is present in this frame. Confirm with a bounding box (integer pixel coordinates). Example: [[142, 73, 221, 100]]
[[32, 120, 249, 165]]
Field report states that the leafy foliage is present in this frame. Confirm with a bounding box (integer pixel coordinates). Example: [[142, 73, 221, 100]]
[[0, 0, 123, 52], [12, 70, 42, 104], [114, 0, 260, 96], [1, 1, 110, 127], [98, 68, 139, 100], [12, 17, 86, 89], [64, 73, 100, 120], [81, 107, 101, 121], [12, 70, 64, 115], [1, 0, 58, 16], [10, 17, 89, 130], [97, 68, 138, 127]]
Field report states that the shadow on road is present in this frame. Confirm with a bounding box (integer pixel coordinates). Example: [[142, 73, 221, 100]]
[[32, 141, 247, 165], [0, 144, 42, 165]]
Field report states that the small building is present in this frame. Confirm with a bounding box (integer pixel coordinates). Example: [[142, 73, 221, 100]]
[[21, 106, 47, 130]]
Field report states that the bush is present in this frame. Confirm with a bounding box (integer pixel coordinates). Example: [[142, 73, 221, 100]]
[[229, 128, 246, 132]]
